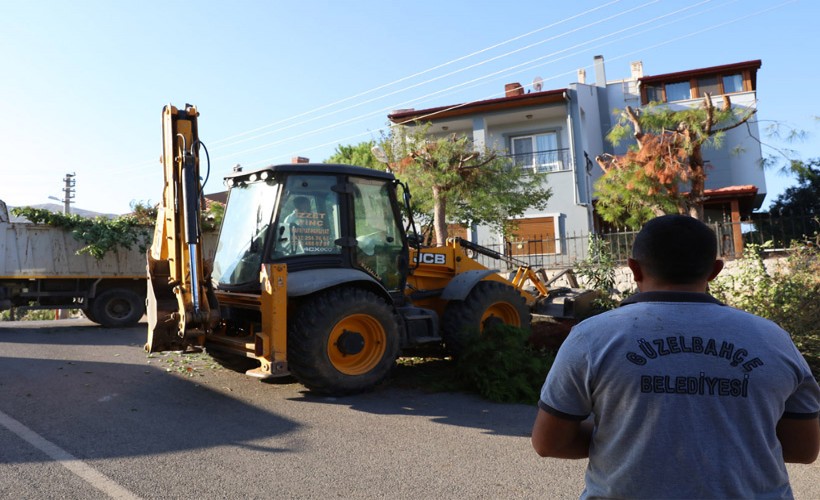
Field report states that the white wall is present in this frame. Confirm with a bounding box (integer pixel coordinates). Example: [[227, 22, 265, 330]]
[[474, 101, 597, 248]]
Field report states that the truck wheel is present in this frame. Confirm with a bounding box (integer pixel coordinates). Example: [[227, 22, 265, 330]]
[[441, 280, 531, 358], [90, 288, 145, 328], [288, 287, 400, 395], [82, 308, 98, 323]]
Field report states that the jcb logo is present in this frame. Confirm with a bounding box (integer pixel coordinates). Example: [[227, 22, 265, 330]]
[[415, 253, 446, 265]]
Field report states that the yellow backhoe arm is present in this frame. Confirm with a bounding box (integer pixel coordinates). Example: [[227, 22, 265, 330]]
[[146, 104, 219, 352]]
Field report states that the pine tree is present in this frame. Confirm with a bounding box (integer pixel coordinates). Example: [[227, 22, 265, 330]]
[[595, 95, 756, 227], [378, 123, 551, 245]]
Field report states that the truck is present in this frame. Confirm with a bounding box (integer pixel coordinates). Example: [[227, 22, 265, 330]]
[[147, 104, 594, 394], [0, 200, 148, 326], [0, 200, 217, 326]]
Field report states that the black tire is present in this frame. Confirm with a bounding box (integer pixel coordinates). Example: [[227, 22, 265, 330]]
[[441, 280, 531, 358], [81, 308, 98, 323], [288, 287, 400, 395], [90, 288, 145, 327]]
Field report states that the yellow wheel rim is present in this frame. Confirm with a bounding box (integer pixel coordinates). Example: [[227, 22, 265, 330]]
[[480, 301, 521, 330], [328, 314, 387, 375]]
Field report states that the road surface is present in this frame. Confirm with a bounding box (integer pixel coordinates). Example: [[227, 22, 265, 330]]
[[0, 319, 817, 499]]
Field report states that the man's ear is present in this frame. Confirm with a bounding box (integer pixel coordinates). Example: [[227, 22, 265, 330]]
[[627, 258, 643, 283], [707, 259, 724, 281]]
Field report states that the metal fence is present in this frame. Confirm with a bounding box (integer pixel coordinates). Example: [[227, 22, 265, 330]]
[[738, 212, 820, 249], [472, 213, 819, 272]]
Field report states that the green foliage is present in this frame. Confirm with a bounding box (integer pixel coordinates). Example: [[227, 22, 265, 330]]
[[202, 200, 224, 232], [455, 325, 555, 404], [608, 101, 740, 152], [378, 123, 551, 239], [150, 351, 221, 377], [128, 200, 158, 224], [769, 158, 820, 217], [325, 140, 385, 171], [10, 200, 222, 259], [11, 207, 153, 259], [594, 162, 680, 229], [575, 235, 620, 311], [0, 309, 57, 321], [710, 241, 820, 376]]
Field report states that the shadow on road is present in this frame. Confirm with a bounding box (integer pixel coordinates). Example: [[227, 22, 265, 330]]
[[0, 351, 302, 463], [1, 319, 534, 443], [0, 319, 147, 346], [288, 384, 535, 438]]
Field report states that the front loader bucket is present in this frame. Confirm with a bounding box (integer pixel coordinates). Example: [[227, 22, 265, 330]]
[[535, 287, 598, 320]]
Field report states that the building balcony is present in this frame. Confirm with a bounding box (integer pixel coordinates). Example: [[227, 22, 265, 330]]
[[505, 148, 572, 173]]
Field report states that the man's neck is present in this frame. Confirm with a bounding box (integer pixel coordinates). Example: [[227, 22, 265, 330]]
[[636, 280, 709, 294]]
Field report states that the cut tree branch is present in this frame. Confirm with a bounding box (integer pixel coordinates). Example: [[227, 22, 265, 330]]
[[713, 108, 757, 134], [625, 106, 644, 143]]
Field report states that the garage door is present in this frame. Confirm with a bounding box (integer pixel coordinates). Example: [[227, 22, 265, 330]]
[[507, 216, 556, 255]]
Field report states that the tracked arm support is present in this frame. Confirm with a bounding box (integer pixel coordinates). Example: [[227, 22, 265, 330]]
[[146, 104, 219, 352]]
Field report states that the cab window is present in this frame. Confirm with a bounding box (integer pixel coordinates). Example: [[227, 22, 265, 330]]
[[272, 175, 342, 257], [351, 178, 405, 291]]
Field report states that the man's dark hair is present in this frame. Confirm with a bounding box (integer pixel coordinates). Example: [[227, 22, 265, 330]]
[[293, 196, 311, 211], [631, 215, 718, 284]]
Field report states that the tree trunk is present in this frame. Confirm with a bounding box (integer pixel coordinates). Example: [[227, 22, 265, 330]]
[[432, 186, 448, 246], [688, 144, 706, 220]]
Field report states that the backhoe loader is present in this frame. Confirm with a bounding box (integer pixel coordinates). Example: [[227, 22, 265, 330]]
[[146, 104, 594, 394]]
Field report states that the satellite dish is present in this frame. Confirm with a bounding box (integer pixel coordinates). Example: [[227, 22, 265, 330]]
[[533, 76, 543, 92]]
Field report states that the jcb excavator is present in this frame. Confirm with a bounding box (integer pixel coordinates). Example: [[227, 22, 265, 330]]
[[146, 104, 593, 394]]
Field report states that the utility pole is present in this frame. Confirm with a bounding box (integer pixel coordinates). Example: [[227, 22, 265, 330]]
[[62, 173, 75, 214]]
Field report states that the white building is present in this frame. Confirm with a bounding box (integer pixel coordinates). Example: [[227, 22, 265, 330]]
[[388, 57, 765, 263]]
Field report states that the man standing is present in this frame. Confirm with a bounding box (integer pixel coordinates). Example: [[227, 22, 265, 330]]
[[532, 215, 819, 499]]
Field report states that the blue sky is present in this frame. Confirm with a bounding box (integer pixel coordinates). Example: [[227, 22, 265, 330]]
[[1, 0, 818, 215]]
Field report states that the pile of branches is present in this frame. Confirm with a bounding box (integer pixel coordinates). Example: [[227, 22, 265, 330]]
[[11, 206, 154, 259]]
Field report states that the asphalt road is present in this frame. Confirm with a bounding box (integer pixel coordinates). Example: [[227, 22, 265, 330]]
[[1, 319, 817, 499]]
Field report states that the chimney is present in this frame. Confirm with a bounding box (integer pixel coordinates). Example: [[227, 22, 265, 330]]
[[593, 55, 606, 87], [577, 69, 586, 84], [593, 55, 613, 155], [291, 156, 310, 164], [504, 82, 524, 97], [630, 61, 644, 80]]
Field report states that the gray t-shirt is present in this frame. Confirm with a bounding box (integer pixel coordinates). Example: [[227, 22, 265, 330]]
[[539, 291, 820, 499]]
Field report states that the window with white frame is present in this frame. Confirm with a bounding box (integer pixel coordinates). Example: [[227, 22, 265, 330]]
[[511, 132, 562, 172]]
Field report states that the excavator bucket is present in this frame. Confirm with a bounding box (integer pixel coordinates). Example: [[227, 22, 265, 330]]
[[145, 252, 189, 352], [144, 104, 218, 353]]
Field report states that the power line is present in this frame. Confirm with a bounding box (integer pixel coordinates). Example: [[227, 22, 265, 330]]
[[207, 0, 650, 154], [215, 0, 716, 164], [246, 0, 785, 167], [110, 0, 636, 177], [207, 0, 695, 163], [110, 0, 633, 175], [206, 0, 626, 147], [120, 0, 789, 178]]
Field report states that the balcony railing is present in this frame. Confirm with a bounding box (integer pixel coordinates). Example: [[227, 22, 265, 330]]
[[505, 148, 571, 173]]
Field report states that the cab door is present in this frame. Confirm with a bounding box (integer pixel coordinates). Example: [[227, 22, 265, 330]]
[[349, 177, 407, 293]]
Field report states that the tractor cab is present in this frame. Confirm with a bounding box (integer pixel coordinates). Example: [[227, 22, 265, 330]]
[[211, 164, 409, 298]]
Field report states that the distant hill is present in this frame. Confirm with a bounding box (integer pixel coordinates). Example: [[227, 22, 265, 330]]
[[2, 202, 119, 223]]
